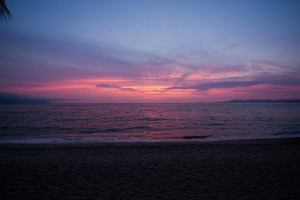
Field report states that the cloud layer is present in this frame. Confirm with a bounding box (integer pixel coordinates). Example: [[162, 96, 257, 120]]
[[0, 24, 300, 102]]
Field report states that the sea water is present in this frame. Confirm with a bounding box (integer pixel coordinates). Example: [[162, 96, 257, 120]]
[[0, 103, 299, 143]]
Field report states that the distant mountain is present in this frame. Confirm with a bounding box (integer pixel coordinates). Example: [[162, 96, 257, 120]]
[[0, 93, 52, 104], [223, 99, 300, 103]]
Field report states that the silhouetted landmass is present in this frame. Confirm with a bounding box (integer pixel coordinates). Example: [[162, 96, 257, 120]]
[[0, 93, 52, 104], [223, 99, 300, 103]]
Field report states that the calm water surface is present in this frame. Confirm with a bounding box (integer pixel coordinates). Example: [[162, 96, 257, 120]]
[[0, 103, 299, 143]]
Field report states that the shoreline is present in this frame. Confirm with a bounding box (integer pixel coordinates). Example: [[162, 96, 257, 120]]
[[1, 135, 299, 145], [0, 136, 299, 147]]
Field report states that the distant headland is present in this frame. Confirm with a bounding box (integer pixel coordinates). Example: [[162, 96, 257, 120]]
[[223, 99, 300, 103]]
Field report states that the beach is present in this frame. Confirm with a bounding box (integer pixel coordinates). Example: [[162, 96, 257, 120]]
[[0, 138, 299, 200]]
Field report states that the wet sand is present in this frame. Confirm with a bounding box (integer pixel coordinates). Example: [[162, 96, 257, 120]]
[[0, 138, 299, 200]]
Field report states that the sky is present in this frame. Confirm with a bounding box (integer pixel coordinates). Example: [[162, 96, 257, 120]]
[[0, 0, 300, 103]]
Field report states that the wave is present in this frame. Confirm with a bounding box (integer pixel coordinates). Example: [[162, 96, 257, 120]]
[[169, 135, 212, 139], [136, 117, 167, 121], [81, 126, 152, 134], [272, 131, 300, 136]]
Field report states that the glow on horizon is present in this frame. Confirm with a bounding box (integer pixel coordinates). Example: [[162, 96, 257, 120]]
[[0, 0, 300, 103]]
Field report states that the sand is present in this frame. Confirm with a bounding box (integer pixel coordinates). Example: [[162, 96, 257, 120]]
[[0, 138, 299, 200]]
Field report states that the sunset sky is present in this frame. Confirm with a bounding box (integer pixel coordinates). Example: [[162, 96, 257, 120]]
[[1, 0, 300, 103]]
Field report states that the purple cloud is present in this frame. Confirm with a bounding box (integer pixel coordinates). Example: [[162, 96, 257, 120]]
[[96, 84, 137, 92], [167, 81, 263, 91], [0, 31, 172, 83]]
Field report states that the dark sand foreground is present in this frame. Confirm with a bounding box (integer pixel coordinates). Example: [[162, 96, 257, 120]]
[[0, 138, 299, 200]]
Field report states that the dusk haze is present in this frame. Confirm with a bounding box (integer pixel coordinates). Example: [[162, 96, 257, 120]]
[[0, 1, 300, 200]]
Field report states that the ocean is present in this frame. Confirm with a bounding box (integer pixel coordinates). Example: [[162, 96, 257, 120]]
[[0, 103, 299, 143]]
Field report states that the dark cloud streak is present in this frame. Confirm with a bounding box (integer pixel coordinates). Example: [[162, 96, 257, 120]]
[[167, 81, 263, 91], [96, 84, 137, 92]]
